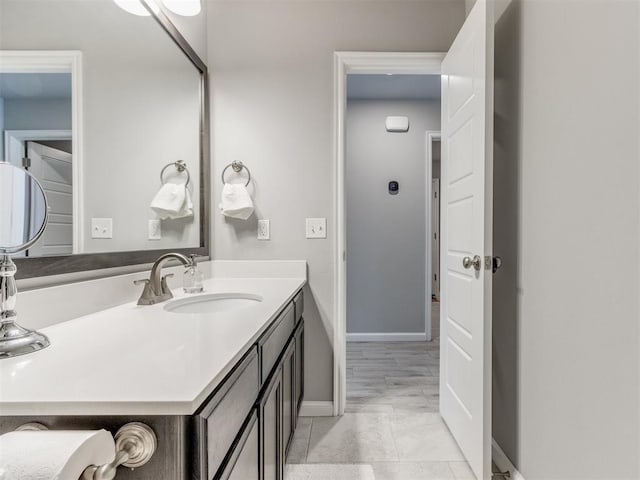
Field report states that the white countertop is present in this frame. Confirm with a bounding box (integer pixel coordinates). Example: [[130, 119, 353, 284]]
[[0, 276, 305, 416]]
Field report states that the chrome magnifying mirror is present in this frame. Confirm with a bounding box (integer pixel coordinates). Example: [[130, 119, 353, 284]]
[[0, 162, 50, 358]]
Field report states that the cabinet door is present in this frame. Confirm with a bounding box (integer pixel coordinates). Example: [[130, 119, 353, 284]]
[[260, 366, 283, 480], [219, 411, 259, 480], [259, 303, 295, 383], [282, 340, 295, 455], [294, 319, 305, 420], [195, 347, 260, 480]]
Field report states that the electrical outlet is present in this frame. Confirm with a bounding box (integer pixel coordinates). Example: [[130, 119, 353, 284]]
[[91, 218, 113, 239], [305, 218, 327, 239], [148, 219, 161, 240], [258, 219, 270, 240]]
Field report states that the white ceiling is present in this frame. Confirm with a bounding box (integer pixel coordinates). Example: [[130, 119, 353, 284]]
[[347, 74, 441, 100], [0, 73, 72, 100]]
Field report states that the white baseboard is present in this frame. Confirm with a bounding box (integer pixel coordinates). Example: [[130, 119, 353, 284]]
[[346, 332, 427, 342], [492, 438, 526, 480], [299, 401, 334, 417]]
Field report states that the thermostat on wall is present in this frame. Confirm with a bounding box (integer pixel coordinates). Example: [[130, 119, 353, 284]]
[[385, 116, 409, 133]]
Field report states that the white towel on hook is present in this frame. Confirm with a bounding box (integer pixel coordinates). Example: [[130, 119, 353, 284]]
[[151, 183, 193, 220], [219, 183, 254, 220]]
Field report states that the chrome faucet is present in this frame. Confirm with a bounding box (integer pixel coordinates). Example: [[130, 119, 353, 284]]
[[134, 253, 193, 305]]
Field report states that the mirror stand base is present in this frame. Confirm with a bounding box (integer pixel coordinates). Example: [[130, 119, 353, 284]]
[[0, 321, 50, 359], [0, 256, 50, 359]]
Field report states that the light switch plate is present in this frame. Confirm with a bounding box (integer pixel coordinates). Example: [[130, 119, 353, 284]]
[[148, 219, 161, 240], [91, 218, 113, 239], [258, 219, 270, 240], [306, 218, 327, 239]]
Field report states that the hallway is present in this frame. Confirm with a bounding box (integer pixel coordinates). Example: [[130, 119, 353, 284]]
[[286, 305, 475, 480]]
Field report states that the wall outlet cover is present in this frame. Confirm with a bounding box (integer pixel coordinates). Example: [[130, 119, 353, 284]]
[[258, 219, 270, 240], [91, 218, 113, 239], [306, 218, 327, 239], [148, 219, 161, 240]]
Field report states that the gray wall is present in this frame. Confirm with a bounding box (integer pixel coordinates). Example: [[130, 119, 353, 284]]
[[346, 99, 440, 335], [208, 0, 466, 401], [3, 98, 72, 130], [492, 0, 640, 478]]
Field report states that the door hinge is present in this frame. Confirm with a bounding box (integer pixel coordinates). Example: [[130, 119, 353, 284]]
[[22, 156, 31, 169]]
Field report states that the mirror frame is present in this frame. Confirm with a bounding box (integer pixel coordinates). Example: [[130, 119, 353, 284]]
[[13, 2, 210, 279], [0, 162, 49, 255]]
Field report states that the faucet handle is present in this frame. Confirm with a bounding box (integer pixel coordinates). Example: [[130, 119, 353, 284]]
[[133, 278, 149, 286]]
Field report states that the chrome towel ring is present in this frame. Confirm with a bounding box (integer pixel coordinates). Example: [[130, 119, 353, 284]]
[[221, 161, 251, 187], [160, 160, 190, 187]]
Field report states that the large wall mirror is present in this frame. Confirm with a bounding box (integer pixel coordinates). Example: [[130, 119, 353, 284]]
[[0, 0, 209, 279]]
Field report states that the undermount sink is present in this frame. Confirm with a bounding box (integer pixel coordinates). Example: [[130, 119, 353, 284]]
[[164, 293, 263, 314]]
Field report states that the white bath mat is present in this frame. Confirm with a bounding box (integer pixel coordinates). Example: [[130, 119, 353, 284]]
[[285, 464, 375, 480]]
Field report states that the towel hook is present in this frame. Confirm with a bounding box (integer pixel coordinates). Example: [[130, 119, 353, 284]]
[[221, 161, 251, 187], [160, 160, 190, 187]]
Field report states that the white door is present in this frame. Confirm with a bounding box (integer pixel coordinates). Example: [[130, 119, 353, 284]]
[[439, 1, 493, 479], [26, 141, 74, 257]]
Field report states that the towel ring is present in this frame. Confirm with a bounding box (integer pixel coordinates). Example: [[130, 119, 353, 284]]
[[221, 161, 251, 187], [160, 160, 190, 187]]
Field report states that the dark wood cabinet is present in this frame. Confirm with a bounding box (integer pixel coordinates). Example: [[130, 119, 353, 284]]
[[294, 320, 304, 419], [259, 303, 295, 383], [282, 339, 295, 455], [219, 411, 260, 480], [260, 364, 283, 480], [194, 347, 260, 480]]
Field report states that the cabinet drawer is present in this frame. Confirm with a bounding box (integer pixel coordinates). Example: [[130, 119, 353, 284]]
[[218, 410, 259, 480], [196, 347, 260, 479], [294, 291, 304, 322], [259, 303, 295, 382]]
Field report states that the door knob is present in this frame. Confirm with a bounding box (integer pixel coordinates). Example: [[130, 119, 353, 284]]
[[462, 255, 482, 271]]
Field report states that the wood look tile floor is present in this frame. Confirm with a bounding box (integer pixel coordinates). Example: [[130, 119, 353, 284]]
[[286, 305, 477, 479]]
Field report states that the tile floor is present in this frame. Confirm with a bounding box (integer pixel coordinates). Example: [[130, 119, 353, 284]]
[[286, 304, 477, 479]]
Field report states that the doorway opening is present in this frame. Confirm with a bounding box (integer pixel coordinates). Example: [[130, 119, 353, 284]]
[[333, 31, 494, 479], [333, 52, 445, 417], [344, 71, 442, 413], [0, 51, 83, 254]]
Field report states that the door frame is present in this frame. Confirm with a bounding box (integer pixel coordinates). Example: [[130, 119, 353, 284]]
[[426, 131, 441, 340], [5, 130, 81, 254], [333, 52, 445, 416], [0, 51, 84, 253]]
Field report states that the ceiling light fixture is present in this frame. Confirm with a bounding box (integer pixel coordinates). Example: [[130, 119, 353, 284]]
[[114, 0, 201, 17], [162, 0, 201, 16], [113, 0, 159, 16]]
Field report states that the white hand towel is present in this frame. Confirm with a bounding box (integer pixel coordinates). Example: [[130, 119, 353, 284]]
[[150, 183, 193, 220], [219, 183, 254, 220]]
